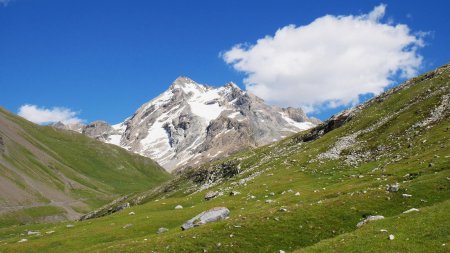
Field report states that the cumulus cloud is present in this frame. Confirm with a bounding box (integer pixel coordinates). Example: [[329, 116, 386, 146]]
[[222, 4, 425, 112], [18, 104, 83, 125]]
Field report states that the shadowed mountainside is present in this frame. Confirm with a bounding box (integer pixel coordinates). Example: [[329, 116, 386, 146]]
[[0, 108, 171, 226]]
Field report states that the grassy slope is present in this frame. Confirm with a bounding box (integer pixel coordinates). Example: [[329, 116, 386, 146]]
[[0, 108, 171, 226], [0, 63, 449, 252]]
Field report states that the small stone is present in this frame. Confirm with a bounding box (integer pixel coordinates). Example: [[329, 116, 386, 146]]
[[229, 234, 234, 238], [66, 224, 75, 228], [279, 250, 286, 253], [380, 229, 388, 232], [27, 231, 40, 236], [386, 183, 400, 192], [389, 234, 395, 240], [175, 205, 183, 209], [279, 208, 288, 212], [157, 227, 169, 234], [295, 192, 300, 196], [18, 239, 28, 243], [128, 211, 135, 215], [45, 231, 55, 234], [403, 208, 419, 214], [402, 194, 412, 198], [265, 199, 273, 204], [269, 192, 275, 196], [229, 191, 241, 196], [122, 224, 133, 229]]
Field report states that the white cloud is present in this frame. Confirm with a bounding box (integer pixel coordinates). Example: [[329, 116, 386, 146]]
[[222, 4, 425, 113], [18, 104, 83, 125]]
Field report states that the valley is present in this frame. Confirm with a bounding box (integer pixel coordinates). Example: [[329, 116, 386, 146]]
[[0, 63, 448, 252]]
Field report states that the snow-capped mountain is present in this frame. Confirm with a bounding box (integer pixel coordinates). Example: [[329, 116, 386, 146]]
[[56, 77, 319, 171]]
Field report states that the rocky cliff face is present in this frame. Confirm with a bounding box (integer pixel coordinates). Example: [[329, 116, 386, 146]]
[[57, 77, 318, 171]]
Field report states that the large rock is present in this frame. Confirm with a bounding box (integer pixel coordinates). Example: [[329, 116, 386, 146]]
[[181, 207, 230, 230]]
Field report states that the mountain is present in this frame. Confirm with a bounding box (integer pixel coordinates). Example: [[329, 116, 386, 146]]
[[6, 63, 447, 252], [57, 77, 319, 172], [0, 107, 170, 226]]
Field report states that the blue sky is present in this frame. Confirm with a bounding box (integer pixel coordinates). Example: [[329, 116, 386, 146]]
[[1, 0, 449, 124]]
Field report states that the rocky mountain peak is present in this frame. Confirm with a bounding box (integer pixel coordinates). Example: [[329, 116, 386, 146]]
[[56, 77, 319, 172], [172, 76, 196, 85], [170, 76, 207, 92], [51, 121, 84, 133], [224, 82, 240, 90]]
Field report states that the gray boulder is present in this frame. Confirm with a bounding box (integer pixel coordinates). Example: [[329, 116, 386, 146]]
[[204, 191, 219, 201], [386, 183, 400, 192], [27, 231, 41, 236], [157, 227, 169, 234], [181, 207, 230, 230], [356, 215, 385, 227]]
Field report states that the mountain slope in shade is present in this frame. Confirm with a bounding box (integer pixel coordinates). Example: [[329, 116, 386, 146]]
[[59, 77, 319, 172], [0, 108, 170, 225]]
